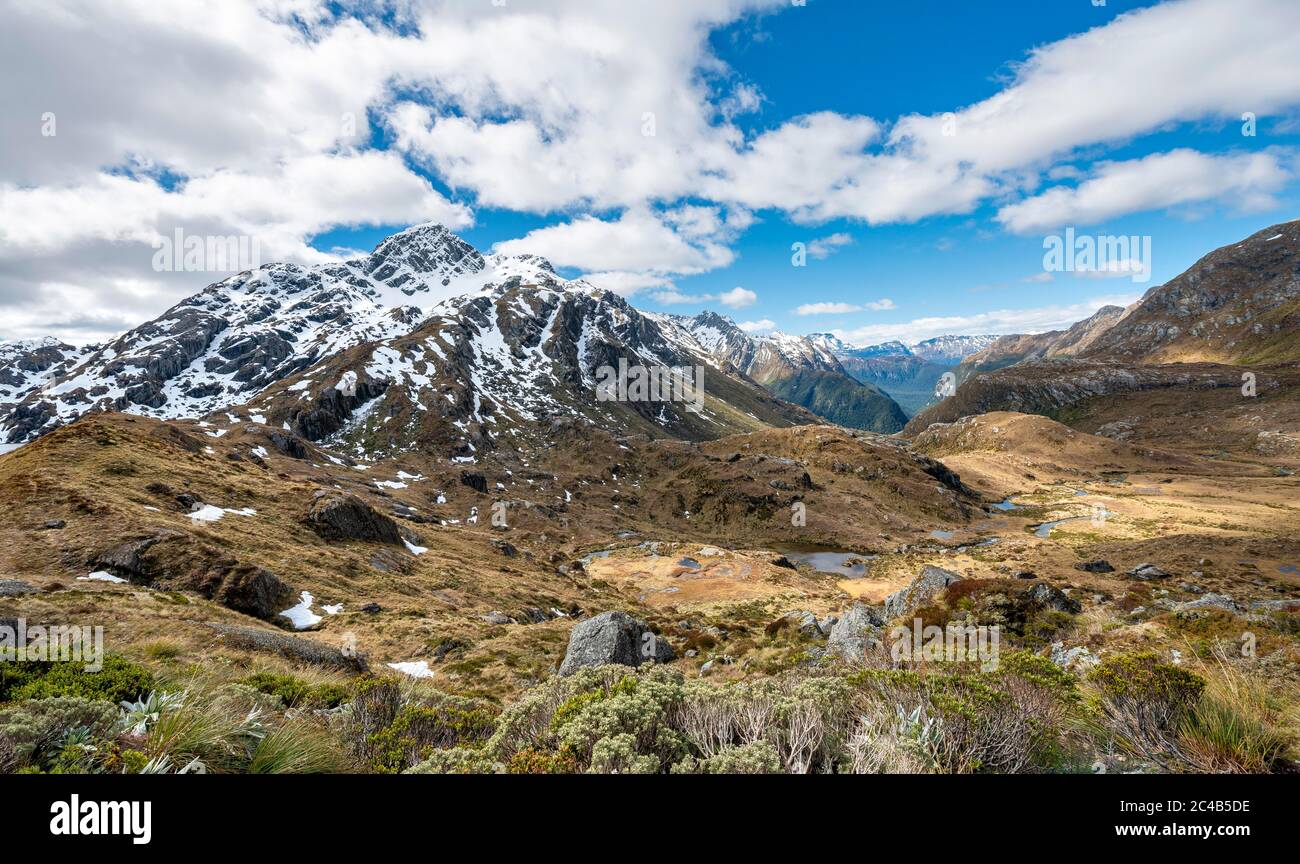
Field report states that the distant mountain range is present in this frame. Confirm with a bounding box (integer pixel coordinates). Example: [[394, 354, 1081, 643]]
[[10, 217, 1292, 450], [905, 219, 1300, 433], [809, 334, 999, 417], [0, 224, 913, 450]]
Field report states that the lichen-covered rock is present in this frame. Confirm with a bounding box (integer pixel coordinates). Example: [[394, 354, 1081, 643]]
[[828, 602, 884, 661], [1050, 641, 1100, 673], [884, 565, 963, 620], [1174, 593, 1242, 614], [558, 611, 672, 676]]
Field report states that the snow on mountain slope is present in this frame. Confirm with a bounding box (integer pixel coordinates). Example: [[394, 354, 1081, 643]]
[[0, 338, 93, 411], [0, 223, 910, 447], [909, 335, 1000, 363], [248, 279, 816, 459], [0, 225, 571, 443], [665, 313, 907, 433]]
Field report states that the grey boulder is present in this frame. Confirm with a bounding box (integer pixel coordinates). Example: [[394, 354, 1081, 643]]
[[828, 602, 884, 662], [1126, 563, 1170, 580], [558, 611, 673, 676], [1028, 582, 1082, 614], [0, 580, 37, 597], [884, 566, 963, 620], [1175, 593, 1242, 614]]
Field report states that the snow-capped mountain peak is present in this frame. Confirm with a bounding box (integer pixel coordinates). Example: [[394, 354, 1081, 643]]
[[0, 225, 590, 443]]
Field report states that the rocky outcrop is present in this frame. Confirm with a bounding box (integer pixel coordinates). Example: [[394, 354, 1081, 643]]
[[884, 566, 963, 620], [905, 360, 1262, 434], [1081, 220, 1300, 364], [1027, 582, 1082, 615], [1173, 593, 1242, 614], [957, 306, 1127, 382], [828, 603, 884, 661], [1126, 563, 1171, 581], [304, 494, 406, 545], [192, 562, 295, 621], [91, 532, 295, 621], [0, 580, 36, 597], [208, 623, 367, 671], [558, 611, 673, 676]]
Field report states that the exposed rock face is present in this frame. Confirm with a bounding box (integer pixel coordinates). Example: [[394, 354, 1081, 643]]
[[92, 532, 295, 620], [910, 335, 1002, 364], [0, 223, 868, 453], [906, 360, 1259, 434], [0, 224, 497, 444], [828, 603, 885, 661], [903, 220, 1300, 434], [957, 306, 1127, 382], [194, 563, 294, 620], [305, 494, 405, 545], [884, 566, 963, 620], [558, 611, 673, 676], [1082, 220, 1300, 364], [0, 338, 90, 413], [92, 534, 173, 579], [1075, 560, 1115, 573]]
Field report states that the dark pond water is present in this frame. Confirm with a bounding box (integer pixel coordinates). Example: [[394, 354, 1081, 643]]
[[774, 545, 875, 579]]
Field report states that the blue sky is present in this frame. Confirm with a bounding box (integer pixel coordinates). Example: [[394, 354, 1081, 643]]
[[5, 0, 1300, 345], [308, 0, 1300, 346]]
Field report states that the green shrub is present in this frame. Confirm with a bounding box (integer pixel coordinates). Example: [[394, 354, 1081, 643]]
[[406, 747, 497, 774], [701, 741, 784, 774], [1088, 652, 1206, 767], [505, 747, 576, 774], [240, 672, 349, 709], [0, 656, 154, 704], [0, 697, 120, 772], [1089, 652, 1204, 710], [367, 700, 496, 774]]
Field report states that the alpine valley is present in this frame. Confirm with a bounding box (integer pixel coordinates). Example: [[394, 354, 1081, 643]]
[[2, 220, 1298, 776]]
